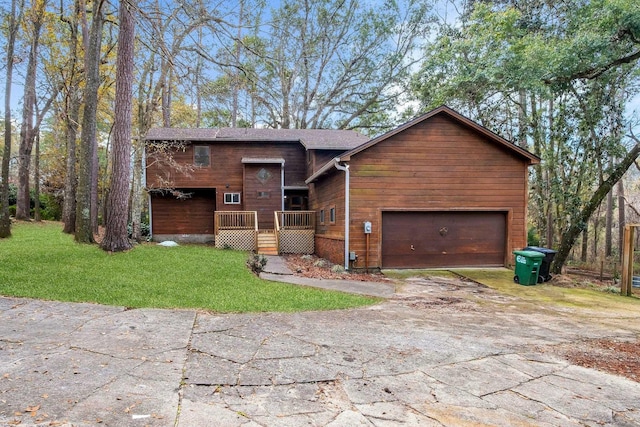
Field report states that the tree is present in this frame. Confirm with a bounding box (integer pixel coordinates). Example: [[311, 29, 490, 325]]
[[101, 0, 135, 252], [222, 0, 432, 132], [60, 0, 82, 234], [413, 0, 640, 273], [16, 0, 48, 220], [0, 0, 25, 238], [75, 0, 105, 243]]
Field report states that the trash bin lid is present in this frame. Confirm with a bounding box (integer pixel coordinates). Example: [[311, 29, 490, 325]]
[[513, 250, 545, 259], [524, 246, 557, 254]]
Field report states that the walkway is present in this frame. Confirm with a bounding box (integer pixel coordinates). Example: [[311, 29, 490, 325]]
[[259, 255, 396, 298], [2, 275, 640, 426]]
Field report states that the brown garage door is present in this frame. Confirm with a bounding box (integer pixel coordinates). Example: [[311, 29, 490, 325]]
[[151, 189, 216, 234], [382, 211, 506, 268]]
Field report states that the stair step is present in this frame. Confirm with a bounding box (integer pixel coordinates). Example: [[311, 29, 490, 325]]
[[258, 249, 278, 255], [257, 230, 278, 254]]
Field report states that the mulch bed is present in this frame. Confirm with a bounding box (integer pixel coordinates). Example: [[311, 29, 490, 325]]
[[283, 254, 391, 282]]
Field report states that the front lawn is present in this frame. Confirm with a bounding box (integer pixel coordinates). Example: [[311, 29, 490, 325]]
[[0, 222, 378, 312]]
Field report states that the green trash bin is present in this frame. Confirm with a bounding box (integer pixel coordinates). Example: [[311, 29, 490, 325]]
[[513, 250, 545, 285]]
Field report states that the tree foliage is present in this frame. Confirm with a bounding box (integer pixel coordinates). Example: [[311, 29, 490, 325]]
[[413, 0, 640, 272]]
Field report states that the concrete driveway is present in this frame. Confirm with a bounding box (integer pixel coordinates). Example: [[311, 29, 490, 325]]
[[1, 275, 640, 426]]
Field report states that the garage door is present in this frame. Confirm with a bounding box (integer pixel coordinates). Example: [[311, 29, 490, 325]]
[[382, 211, 506, 268]]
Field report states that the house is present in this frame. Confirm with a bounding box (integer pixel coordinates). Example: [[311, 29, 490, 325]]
[[144, 127, 368, 250], [145, 106, 539, 269]]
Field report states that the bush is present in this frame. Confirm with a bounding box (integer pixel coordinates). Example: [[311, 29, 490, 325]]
[[247, 253, 268, 274], [38, 193, 63, 221], [527, 226, 540, 246], [331, 264, 345, 274]]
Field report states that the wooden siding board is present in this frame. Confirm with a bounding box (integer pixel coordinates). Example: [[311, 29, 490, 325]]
[[146, 142, 306, 190], [151, 189, 216, 234], [347, 114, 529, 269]]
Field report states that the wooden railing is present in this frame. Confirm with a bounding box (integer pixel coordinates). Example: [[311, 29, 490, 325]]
[[275, 211, 315, 230], [214, 211, 258, 234]]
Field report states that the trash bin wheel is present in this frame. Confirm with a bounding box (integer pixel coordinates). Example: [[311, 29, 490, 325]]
[[513, 275, 519, 283], [538, 275, 544, 283]]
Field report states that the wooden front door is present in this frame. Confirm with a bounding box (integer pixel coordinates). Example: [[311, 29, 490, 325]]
[[244, 164, 281, 229], [382, 211, 506, 268]]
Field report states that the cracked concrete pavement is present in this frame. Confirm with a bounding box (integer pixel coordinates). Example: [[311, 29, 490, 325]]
[[1, 275, 640, 426]]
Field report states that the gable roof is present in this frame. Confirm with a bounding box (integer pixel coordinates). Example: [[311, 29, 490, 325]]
[[306, 105, 540, 183], [145, 127, 369, 151]]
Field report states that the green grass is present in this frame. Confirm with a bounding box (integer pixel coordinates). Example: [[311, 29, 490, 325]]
[[0, 222, 379, 312], [386, 267, 640, 312], [453, 268, 640, 311]]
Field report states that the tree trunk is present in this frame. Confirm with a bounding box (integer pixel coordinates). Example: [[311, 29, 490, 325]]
[[16, 0, 46, 220], [101, 0, 135, 252], [34, 131, 41, 221], [605, 186, 613, 257], [62, 90, 80, 233], [0, 0, 24, 238], [61, 0, 81, 234], [581, 225, 588, 262], [130, 141, 144, 242], [75, 0, 104, 243], [551, 141, 640, 274], [618, 178, 626, 260]]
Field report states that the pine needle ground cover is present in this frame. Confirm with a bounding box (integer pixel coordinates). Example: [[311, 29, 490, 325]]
[[0, 222, 378, 312]]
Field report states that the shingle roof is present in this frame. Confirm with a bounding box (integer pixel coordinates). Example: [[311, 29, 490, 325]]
[[145, 128, 369, 151]]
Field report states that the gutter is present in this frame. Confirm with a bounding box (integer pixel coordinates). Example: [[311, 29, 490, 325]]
[[333, 159, 350, 271]]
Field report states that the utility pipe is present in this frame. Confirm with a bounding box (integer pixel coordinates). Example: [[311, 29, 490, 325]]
[[333, 159, 350, 270]]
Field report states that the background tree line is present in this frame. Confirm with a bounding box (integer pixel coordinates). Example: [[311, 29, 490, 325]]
[[0, 0, 639, 273]]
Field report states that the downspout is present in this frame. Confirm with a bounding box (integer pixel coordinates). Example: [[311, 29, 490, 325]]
[[333, 159, 350, 270], [281, 162, 285, 211]]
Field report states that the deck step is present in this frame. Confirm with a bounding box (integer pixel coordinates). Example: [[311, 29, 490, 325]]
[[257, 230, 278, 255]]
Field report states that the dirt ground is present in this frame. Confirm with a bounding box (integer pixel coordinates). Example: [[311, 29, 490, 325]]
[[285, 254, 640, 383]]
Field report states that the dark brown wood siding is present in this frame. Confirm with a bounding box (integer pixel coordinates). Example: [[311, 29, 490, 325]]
[[146, 141, 306, 210], [147, 142, 307, 233], [244, 164, 282, 229], [345, 114, 528, 268], [309, 170, 346, 263], [381, 211, 506, 268], [307, 149, 346, 176], [151, 189, 216, 234]]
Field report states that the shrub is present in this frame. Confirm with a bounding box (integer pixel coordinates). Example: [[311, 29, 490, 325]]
[[527, 226, 540, 246], [247, 253, 268, 274], [331, 264, 345, 274], [127, 221, 151, 239]]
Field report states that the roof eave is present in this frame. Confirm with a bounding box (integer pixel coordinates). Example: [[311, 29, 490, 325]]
[[305, 157, 342, 184], [338, 105, 540, 165]]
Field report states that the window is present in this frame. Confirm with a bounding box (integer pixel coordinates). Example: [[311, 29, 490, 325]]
[[319, 209, 325, 225], [224, 192, 241, 204], [194, 146, 210, 167], [330, 206, 336, 224], [257, 191, 270, 199]]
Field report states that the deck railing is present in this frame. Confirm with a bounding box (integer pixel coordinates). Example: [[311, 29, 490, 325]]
[[214, 211, 258, 234], [275, 211, 316, 230]]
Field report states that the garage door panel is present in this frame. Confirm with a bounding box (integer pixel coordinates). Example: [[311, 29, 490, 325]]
[[382, 211, 506, 268]]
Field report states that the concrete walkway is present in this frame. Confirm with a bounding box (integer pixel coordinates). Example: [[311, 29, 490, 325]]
[[2, 275, 640, 426], [260, 255, 396, 298]]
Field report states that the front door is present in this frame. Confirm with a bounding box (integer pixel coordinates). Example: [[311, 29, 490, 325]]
[[244, 164, 281, 229], [284, 190, 308, 211]]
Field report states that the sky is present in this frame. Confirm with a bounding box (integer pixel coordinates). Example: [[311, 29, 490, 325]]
[[1, 0, 638, 135]]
